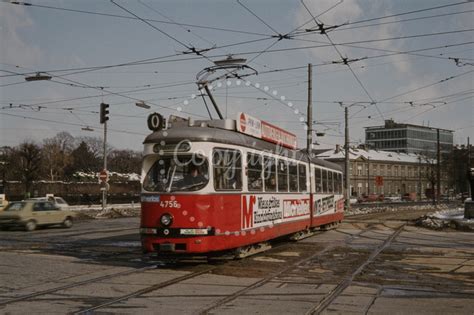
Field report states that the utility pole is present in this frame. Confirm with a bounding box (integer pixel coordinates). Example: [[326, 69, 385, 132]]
[[468, 137, 471, 199], [344, 107, 350, 210], [418, 155, 422, 201], [436, 128, 441, 205], [367, 156, 370, 195], [307, 64, 313, 154]]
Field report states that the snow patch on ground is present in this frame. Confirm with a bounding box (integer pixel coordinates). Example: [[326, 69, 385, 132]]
[[416, 207, 473, 231]]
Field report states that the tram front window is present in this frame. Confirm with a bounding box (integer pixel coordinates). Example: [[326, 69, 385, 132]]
[[143, 155, 209, 192]]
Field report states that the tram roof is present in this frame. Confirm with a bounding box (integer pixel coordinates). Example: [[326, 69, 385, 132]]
[[143, 121, 342, 172]]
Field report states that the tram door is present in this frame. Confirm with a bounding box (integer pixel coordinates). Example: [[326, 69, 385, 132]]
[[311, 166, 320, 226]]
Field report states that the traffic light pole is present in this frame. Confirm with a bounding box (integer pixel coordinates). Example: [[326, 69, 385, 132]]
[[99, 102, 109, 213], [102, 120, 107, 212]]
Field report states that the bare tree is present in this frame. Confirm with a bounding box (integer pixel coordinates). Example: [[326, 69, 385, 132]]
[[64, 141, 101, 179], [108, 149, 142, 174], [76, 136, 113, 161], [42, 132, 75, 181], [14, 142, 42, 197]]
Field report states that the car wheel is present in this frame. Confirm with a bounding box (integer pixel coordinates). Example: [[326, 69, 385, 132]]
[[25, 220, 37, 231], [62, 217, 73, 228]]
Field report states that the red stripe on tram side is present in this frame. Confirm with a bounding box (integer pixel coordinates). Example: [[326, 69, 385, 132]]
[[140, 194, 314, 254]]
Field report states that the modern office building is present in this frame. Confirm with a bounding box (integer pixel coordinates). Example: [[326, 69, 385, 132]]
[[365, 119, 453, 155]]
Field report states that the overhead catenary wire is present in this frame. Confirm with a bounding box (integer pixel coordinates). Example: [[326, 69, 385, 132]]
[[348, 68, 474, 118], [331, 9, 474, 33], [293, 0, 471, 35], [301, 0, 384, 121], [2, 0, 472, 149], [1, 31, 472, 80], [0, 0, 271, 37], [110, 0, 191, 50], [137, 0, 217, 48]]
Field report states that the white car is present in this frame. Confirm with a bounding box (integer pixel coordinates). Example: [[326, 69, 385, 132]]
[[27, 196, 70, 210]]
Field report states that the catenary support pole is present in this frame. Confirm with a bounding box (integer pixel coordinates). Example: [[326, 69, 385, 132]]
[[436, 128, 441, 205], [307, 64, 313, 153], [345, 107, 350, 210]]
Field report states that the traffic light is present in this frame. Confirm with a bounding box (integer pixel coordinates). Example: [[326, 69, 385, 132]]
[[100, 103, 109, 124]]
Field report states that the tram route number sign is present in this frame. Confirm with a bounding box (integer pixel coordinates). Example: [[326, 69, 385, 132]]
[[99, 170, 108, 183]]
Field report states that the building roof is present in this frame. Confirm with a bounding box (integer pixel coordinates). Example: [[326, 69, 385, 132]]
[[316, 147, 429, 163], [364, 119, 453, 133]]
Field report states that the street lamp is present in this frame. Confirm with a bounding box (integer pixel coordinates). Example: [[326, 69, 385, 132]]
[[135, 101, 151, 109], [25, 72, 52, 82]]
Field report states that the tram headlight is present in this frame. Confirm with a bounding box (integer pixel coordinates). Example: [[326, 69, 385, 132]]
[[160, 213, 173, 226]]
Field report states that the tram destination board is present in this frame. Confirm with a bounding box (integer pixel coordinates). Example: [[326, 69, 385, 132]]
[[237, 112, 297, 149]]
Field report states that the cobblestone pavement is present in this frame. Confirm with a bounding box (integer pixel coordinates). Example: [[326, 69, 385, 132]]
[[0, 211, 472, 314]]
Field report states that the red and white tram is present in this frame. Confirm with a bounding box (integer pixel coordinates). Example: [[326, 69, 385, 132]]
[[140, 113, 344, 257]]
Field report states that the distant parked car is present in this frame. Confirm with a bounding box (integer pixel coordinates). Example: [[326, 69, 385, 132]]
[[0, 200, 75, 231], [357, 194, 384, 203], [402, 193, 417, 202], [384, 195, 402, 202]]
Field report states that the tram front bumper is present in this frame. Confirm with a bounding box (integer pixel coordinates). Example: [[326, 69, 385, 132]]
[[140, 227, 215, 254]]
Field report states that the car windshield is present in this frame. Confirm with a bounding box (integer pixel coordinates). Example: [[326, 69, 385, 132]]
[[4, 202, 25, 211], [143, 155, 209, 192]]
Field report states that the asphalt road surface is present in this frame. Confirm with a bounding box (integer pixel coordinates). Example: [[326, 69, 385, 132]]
[[0, 211, 473, 314]]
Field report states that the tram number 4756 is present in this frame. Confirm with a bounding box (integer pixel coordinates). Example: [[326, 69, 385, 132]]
[[159, 200, 181, 208]]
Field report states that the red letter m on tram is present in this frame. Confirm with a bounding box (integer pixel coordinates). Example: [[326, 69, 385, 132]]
[[242, 195, 256, 230]]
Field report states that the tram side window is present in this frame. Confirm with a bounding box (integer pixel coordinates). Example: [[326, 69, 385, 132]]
[[315, 168, 322, 193], [333, 173, 339, 194], [277, 160, 289, 192], [289, 162, 298, 192], [298, 164, 307, 192], [213, 149, 242, 191], [322, 169, 328, 193], [264, 156, 276, 192], [336, 173, 342, 194], [247, 153, 263, 191], [328, 171, 334, 193]]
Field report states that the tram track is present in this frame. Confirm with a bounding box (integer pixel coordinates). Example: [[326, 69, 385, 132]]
[[196, 223, 384, 314], [73, 266, 216, 314], [16, 228, 341, 313], [0, 264, 158, 307], [306, 223, 406, 314], [0, 222, 406, 314]]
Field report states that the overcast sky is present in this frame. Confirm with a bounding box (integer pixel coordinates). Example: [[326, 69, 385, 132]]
[[1, 0, 473, 151]]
